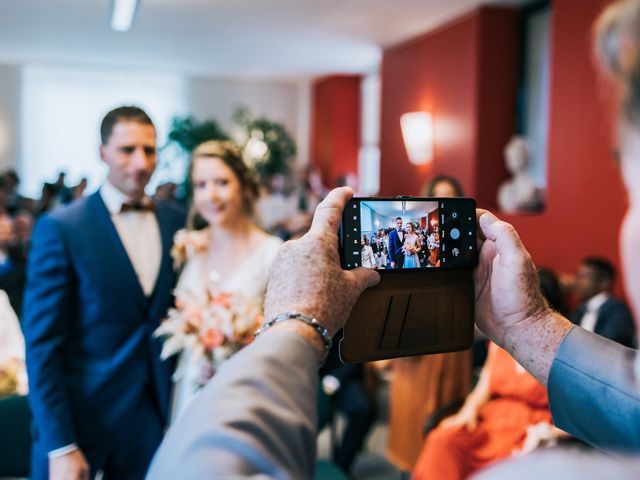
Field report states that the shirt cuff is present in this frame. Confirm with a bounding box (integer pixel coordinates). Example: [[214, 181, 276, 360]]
[[48, 443, 79, 459]]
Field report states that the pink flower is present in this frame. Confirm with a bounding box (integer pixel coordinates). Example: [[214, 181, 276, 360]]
[[210, 292, 233, 309], [182, 307, 204, 334], [201, 328, 225, 351]]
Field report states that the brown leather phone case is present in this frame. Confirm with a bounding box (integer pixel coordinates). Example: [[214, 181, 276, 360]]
[[339, 270, 474, 363]]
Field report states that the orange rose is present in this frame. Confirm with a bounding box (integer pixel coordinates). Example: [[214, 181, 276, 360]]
[[201, 328, 225, 351]]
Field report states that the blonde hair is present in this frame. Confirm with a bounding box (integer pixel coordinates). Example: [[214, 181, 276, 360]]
[[188, 140, 259, 229]]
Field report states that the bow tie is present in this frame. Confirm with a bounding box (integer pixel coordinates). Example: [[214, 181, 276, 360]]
[[120, 201, 156, 214]]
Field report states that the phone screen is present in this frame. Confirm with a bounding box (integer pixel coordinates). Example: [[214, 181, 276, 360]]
[[341, 197, 477, 271]]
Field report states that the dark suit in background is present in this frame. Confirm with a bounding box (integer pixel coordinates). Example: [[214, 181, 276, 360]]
[[570, 296, 636, 348], [23, 191, 184, 478]]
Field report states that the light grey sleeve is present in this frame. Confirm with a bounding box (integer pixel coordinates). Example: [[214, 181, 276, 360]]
[[473, 445, 640, 479], [548, 326, 640, 452], [147, 330, 319, 480]]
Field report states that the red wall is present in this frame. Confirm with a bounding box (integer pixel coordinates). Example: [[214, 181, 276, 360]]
[[503, 0, 626, 293], [310, 75, 361, 188], [379, 0, 628, 294], [379, 7, 518, 204]]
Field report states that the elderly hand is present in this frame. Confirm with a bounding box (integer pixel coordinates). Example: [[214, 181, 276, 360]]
[[474, 210, 572, 384], [264, 187, 380, 358]]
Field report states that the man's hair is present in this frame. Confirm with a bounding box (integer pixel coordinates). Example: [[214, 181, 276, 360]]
[[582, 256, 616, 283], [100, 106, 154, 144], [395, 217, 402, 221]]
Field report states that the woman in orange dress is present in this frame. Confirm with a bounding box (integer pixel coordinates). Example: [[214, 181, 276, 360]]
[[385, 350, 472, 471], [412, 343, 566, 480]]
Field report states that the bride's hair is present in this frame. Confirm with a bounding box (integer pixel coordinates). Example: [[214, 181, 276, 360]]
[[187, 140, 259, 229]]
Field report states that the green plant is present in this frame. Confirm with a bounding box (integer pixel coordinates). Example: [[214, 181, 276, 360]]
[[233, 107, 296, 182], [165, 116, 230, 200], [167, 116, 230, 152]]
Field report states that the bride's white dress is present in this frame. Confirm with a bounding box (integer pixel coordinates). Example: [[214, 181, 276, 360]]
[[169, 233, 283, 422]]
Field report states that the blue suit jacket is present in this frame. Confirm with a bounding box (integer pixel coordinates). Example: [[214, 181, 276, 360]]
[[23, 192, 185, 453], [388, 229, 405, 268]]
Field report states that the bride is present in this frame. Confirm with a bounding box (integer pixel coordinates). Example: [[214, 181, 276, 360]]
[[402, 222, 422, 269], [169, 140, 282, 421]]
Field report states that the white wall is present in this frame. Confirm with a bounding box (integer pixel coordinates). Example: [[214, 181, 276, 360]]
[[0, 61, 309, 197], [0, 64, 21, 172], [187, 76, 308, 165]]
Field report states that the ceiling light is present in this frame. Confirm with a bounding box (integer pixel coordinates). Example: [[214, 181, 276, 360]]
[[111, 0, 139, 32]]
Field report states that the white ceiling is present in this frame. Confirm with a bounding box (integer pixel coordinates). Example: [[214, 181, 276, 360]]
[[0, 0, 527, 80], [362, 200, 438, 218]]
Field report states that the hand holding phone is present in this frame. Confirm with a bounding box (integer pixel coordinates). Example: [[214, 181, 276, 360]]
[[339, 196, 478, 363]]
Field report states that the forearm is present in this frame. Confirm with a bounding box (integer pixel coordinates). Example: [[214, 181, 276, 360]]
[[149, 329, 320, 479], [547, 327, 640, 452], [502, 310, 574, 386]]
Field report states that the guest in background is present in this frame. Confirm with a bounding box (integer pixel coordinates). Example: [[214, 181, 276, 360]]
[[571, 256, 635, 347], [23, 106, 185, 480], [413, 269, 569, 480], [318, 333, 376, 475], [0, 214, 26, 318], [384, 175, 473, 473], [2, 169, 27, 215], [72, 177, 88, 200], [360, 237, 376, 269], [373, 231, 387, 269], [167, 140, 282, 421], [35, 183, 54, 216], [422, 175, 464, 198], [426, 225, 440, 267], [14, 210, 33, 248], [0, 289, 27, 397]]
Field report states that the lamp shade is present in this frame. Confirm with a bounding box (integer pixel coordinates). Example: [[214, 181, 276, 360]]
[[400, 112, 433, 165]]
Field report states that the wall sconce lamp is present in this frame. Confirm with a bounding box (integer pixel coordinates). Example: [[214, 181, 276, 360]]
[[400, 111, 434, 165]]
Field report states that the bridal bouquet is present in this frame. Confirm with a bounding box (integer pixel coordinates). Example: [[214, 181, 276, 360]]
[[154, 273, 264, 387]]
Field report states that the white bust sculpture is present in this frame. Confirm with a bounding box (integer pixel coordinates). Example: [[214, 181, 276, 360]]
[[497, 136, 542, 213]]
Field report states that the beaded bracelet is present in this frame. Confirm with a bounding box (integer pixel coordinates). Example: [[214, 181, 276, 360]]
[[254, 311, 333, 356]]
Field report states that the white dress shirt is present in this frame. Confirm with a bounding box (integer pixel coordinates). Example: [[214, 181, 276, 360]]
[[579, 291, 609, 333], [100, 181, 161, 296]]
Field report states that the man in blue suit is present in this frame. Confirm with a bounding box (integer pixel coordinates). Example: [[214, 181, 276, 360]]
[[388, 216, 405, 269], [23, 106, 185, 479], [570, 256, 636, 348]]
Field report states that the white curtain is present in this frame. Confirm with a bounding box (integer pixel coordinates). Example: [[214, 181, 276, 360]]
[[20, 65, 187, 197]]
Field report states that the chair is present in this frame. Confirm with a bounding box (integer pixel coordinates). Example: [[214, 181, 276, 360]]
[[0, 394, 32, 477]]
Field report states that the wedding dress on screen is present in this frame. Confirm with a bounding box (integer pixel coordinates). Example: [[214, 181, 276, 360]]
[[169, 232, 282, 422], [403, 234, 421, 269]]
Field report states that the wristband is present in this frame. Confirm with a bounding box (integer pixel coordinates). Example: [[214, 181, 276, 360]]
[[254, 311, 333, 355]]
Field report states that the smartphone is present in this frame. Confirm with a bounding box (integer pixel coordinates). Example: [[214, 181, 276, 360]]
[[339, 196, 478, 363], [340, 197, 478, 271]]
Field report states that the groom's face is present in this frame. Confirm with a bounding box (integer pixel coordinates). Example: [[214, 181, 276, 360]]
[[396, 219, 403, 230], [100, 120, 157, 199]]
